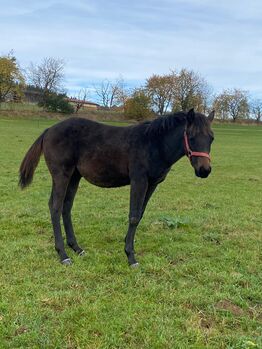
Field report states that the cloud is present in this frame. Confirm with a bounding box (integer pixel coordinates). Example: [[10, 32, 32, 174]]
[[1, 0, 261, 97]]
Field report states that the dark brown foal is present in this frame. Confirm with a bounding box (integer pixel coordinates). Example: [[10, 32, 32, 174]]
[[19, 109, 214, 266]]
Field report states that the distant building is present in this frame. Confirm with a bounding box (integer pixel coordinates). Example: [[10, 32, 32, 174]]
[[22, 88, 100, 111], [67, 97, 100, 111]]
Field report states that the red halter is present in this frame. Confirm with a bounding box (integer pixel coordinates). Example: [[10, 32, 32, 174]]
[[184, 131, 211, 160]]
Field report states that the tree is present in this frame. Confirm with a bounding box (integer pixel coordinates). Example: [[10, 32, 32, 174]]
[[39, 92, 74, 114], [124, 89, 153, 121], [0, 54, 25, 102], [145, 74, 174, 115], [171, 69, 211, 113], [114, 77, 130, 106], [250, 99, 262, 123], [75, 88, 89, 113], [213, 89, 249, 121], [227, 89, 249, 121], [212, 92, 231, 120], [94, 77, 128, 108], [27, 57, 65, 95]]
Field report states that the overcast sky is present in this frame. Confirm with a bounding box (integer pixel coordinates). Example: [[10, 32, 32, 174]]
[[1, 0, 262, 99]]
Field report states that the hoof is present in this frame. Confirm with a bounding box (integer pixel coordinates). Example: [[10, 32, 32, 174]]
[[61, 258, 72, 265], [130, 262, 139, 268], [78, 250, 85, 257]]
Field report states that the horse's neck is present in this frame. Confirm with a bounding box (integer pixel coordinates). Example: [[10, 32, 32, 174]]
[[161, 125, 185, 166]]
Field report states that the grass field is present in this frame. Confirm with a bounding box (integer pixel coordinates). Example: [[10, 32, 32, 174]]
[[0, 117, 262, 349]]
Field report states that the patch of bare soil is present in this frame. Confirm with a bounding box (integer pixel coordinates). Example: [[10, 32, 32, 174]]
[[215, 300, 244, 316], [14, 326, 28, 336]]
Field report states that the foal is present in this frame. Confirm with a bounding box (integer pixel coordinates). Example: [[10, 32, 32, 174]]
[[19, 109, 214, 266]]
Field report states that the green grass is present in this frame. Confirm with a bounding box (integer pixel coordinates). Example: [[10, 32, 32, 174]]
[[0, 102, 43, 112], [0, 117, 262, 349]]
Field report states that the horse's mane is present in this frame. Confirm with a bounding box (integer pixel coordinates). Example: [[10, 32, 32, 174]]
[[144, 111, 210, 139], [144, 112, 186, 139]]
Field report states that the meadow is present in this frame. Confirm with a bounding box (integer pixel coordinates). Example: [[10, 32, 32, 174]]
[[0, 117, 262, 349]]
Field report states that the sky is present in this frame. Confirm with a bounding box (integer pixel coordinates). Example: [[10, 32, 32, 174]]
[[1, 0, 262, 100]]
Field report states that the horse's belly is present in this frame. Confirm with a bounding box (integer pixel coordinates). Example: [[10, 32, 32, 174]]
[[77, 162, 130, 188]]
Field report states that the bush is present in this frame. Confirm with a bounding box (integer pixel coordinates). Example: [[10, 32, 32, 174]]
[[124, 89, 153, 121], [39, 93, 74, 114]]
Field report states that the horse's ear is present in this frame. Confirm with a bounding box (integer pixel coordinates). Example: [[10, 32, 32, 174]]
[[208, 110, 215, 123], [187, 108, 195, 124]]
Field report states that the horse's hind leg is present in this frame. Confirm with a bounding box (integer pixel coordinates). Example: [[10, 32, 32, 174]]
[[49, 172, 72, 265], [62, 170, 84, 255]]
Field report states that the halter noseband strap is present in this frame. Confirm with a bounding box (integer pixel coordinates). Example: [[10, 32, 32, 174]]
[[184, 131, 211, 160]]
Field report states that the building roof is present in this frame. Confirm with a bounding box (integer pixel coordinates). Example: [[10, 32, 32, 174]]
[[67, 97, 99, 106]]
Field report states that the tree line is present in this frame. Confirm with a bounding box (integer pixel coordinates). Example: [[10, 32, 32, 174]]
[[0, 52, 261, 121], [0, 53, 74, 113]]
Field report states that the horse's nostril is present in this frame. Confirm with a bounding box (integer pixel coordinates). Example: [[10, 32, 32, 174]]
[[197, 166, 211, 178]]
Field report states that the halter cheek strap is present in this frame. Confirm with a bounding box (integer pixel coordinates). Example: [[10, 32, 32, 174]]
[[184, 131, 211, 160]]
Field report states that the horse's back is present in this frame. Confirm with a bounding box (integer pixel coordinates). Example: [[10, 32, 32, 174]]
[[43, 117, 131, 155]]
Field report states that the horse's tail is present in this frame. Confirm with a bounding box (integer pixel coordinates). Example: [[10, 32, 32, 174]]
[[19, 129, 49, 189]]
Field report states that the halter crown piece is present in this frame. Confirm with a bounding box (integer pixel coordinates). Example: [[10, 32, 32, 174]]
[[184, 131, 211, 160]]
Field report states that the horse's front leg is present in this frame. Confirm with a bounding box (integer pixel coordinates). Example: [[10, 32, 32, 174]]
[[125, 177, 148, 267]]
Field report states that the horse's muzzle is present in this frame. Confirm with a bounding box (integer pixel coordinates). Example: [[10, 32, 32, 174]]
[[195, 166, 211, 178]]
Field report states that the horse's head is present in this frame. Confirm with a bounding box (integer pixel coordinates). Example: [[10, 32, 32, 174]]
[[185, 108, 214, 178]]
